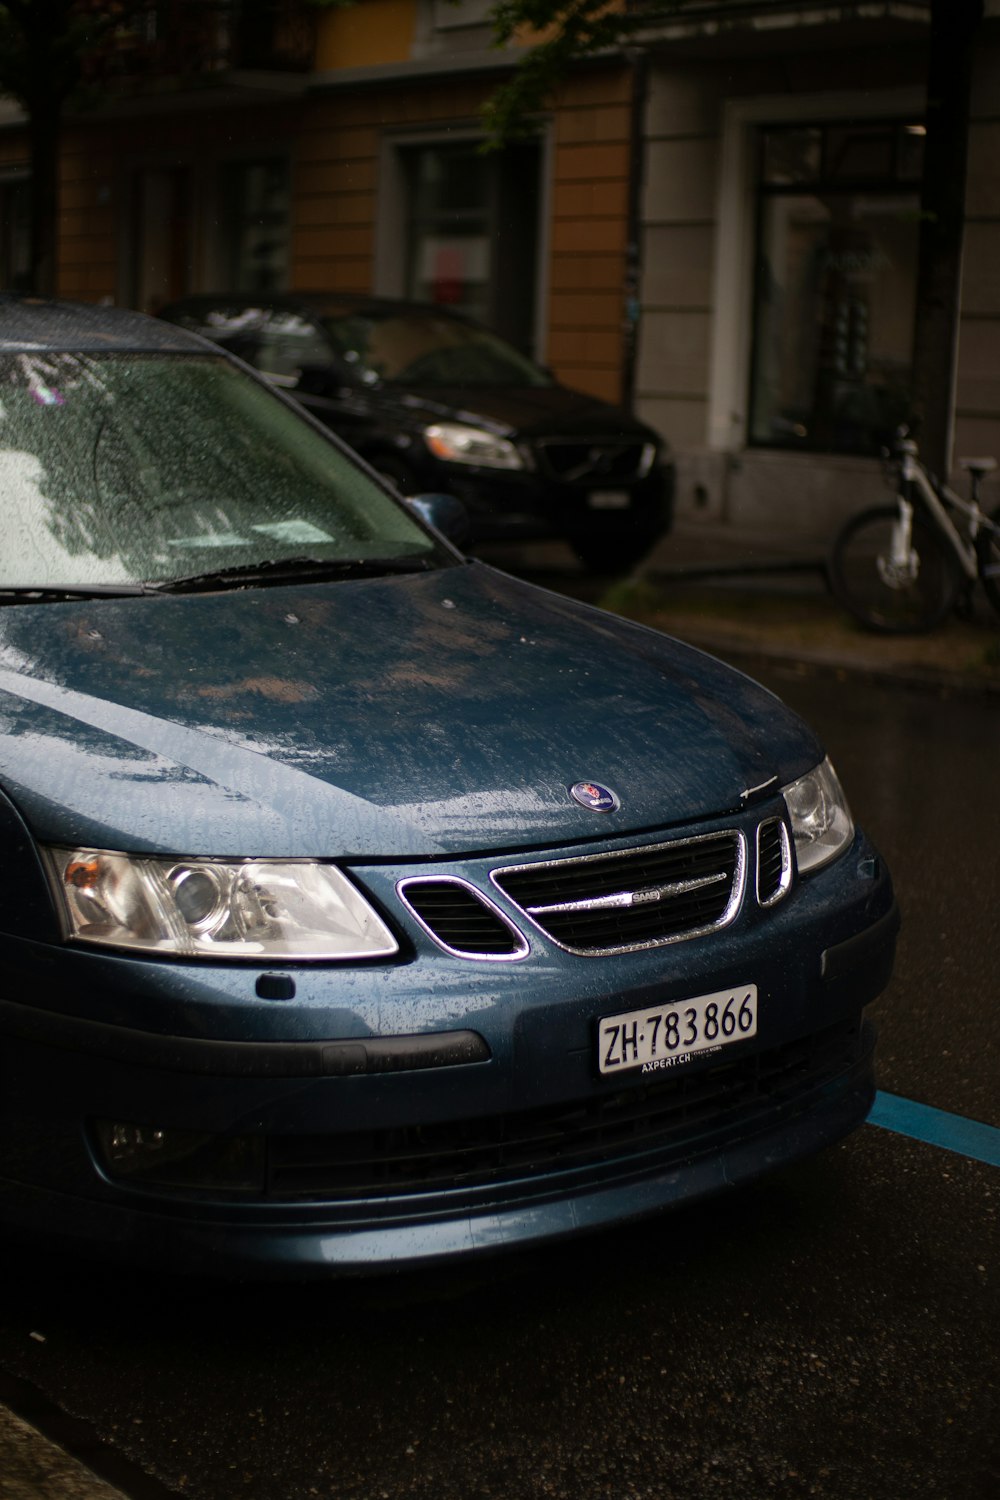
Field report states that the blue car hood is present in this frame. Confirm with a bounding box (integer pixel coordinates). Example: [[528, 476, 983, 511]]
[[0, 564, 822, 859]]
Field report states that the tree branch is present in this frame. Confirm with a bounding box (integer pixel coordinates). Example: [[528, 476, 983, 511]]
[[481, 0, 653, 145]]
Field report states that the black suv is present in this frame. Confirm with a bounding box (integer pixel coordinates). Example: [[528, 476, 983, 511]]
[[159, 293, 674, 570]]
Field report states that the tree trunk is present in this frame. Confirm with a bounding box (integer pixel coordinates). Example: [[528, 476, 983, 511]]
[[909, 0, 983, 477]]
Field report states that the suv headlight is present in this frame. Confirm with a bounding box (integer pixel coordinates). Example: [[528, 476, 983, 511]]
[[44, 848, 398, 960], [781, 758, 854, 875], [638, 442, 658, 477], [424, 422, 525, 470]]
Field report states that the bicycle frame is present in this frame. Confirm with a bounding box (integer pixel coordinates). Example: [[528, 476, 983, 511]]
[[831, 435, 1000, 631], [897, 447, 982, 582]]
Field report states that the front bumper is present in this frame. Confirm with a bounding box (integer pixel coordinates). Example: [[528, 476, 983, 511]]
[[0, 1018, 877, 1276], [0, 823, 897, 1275], [441, 462, 675, 545]]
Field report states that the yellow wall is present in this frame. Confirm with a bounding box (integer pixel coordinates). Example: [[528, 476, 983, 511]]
[[293, 63, 633, 404], [548, 68, 632, 403], [315, 0, 416, 71], [293, 75, 493, 293], [57, 105, 302, 307], [51, 53, 634, 402], [0, 121, 119, 301], [57, 123, 118, 302]]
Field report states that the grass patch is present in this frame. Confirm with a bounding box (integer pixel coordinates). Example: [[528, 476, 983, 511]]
[[973, 636, 1000, 674], [596, 576, 666, 617], [598, 573, 1000, 690], [600, 579, 836, 631]]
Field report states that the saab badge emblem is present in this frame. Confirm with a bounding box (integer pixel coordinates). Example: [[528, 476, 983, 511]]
[[570, 780, 620, 814]]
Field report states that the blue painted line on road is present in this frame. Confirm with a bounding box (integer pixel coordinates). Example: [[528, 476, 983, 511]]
[[868, 1091, 1000, 1168]]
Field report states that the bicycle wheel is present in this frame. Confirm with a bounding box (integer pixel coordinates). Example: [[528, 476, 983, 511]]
[[976, 504, 1000, 618], [829, 505, 963, 633]]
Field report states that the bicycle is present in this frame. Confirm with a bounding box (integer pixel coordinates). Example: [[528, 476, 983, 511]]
[[828, 431, 1000, 633]]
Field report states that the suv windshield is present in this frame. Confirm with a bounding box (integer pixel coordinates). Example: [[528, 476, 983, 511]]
[[0, 352, 442, 592], [321, 309, 552, 389]]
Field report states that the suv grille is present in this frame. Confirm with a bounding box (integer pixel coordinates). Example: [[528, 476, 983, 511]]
[[535, 438, 651, 485], [491, 832, 744, 955]]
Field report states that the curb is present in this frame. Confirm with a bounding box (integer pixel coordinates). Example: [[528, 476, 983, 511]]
[[0, 1367, 182, 1500], [649, 619, 1000, 698], [0, 1403, 129, 1500]]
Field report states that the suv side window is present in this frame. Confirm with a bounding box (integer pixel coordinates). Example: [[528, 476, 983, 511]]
[[250, 315, 334, 390]]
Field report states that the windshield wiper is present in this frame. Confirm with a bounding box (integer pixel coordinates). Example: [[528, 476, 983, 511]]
[[156, 554, 437, 594], [0, 582, 166, 605]]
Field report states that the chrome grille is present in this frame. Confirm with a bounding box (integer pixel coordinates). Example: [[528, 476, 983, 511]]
[[491, 832, 745, 955], [398, 877, 528, 960], [757, 818, 792, 907]]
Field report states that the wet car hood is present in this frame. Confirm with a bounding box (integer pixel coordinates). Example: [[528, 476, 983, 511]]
[[394, 383, 660, 442], [0, 564, 822, 860]]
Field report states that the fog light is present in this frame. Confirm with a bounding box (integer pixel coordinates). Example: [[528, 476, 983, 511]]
[[105, 1122, 168, 1164], [93, 1120, 266, 1194]]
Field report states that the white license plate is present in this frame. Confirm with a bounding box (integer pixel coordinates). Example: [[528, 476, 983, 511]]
[[587, 490, 631, 509], [598, 985, 758, 1076]]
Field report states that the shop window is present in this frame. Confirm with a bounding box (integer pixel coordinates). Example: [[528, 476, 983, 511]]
[[249, 315, 332, 387], [219, 159, 290, 292], [399, 139, 541, 355], [0, 176, 31, 292], [749, 120, 924, 455]]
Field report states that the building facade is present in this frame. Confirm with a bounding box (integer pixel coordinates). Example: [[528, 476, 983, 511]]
[[633, 2, 1000, 541], [2, 0, 999, 545]]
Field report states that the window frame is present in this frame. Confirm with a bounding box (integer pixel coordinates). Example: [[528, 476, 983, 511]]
[[746, 117, 925, 456], [0, 170, 31, 292], [217, 156, 292, 293], [375, 124, 554, 363], [119, 147, 292, 309], [706, 88, 925, 456]]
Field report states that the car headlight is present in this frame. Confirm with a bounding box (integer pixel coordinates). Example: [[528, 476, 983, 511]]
[[781, 758, 854, 875], [638, 442, 658, 477], [424, 422, 525, 470], [44, 848, 398, 960]]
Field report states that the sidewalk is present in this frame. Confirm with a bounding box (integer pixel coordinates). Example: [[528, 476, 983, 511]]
[[0, 1404, 127, 1500], [479, 525, 1000, 695], [630, 522, 1000, 694]]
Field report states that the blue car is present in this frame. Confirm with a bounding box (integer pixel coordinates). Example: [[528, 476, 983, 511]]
[[0, 297, 898, 1274]]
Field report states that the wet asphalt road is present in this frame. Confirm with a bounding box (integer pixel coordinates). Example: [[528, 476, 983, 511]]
[[0, 627, 998, 1499]]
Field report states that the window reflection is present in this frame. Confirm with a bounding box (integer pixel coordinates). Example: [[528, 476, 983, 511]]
[[750, 121, 924, 455], [0, 353, 435, 589]]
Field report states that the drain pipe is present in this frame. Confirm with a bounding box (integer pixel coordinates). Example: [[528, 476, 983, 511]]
[[621, 45, 648, 414]]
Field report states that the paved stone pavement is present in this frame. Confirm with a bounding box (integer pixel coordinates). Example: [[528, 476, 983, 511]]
[[638, 520, 1000, 694], [478, 523, 1000, 695]]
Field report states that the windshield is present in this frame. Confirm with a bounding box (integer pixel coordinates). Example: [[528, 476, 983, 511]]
[[321, 309, 552, 389], [0, 352, 443, 592]]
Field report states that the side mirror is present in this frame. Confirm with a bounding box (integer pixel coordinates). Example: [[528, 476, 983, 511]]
[[407, 493, 472, 550], [297, 361, 362, 397]]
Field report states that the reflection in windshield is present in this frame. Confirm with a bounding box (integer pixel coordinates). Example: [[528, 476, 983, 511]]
[[0, 353, 440, 591], [320, 310, 552, 389]]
